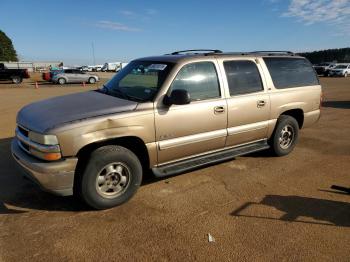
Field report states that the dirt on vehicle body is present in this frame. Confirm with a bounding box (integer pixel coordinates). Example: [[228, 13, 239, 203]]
[[11, 50, 322, 209]]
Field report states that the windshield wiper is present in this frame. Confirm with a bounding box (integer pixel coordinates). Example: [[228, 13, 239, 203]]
[[96, 86, 145, 102], [124, 94, 146, 102]]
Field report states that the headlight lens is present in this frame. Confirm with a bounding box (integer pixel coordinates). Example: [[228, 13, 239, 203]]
[[29, 131, 59, 145], [17, 130, 61, 161]]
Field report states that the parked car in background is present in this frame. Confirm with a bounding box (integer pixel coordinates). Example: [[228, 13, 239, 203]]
[[329, 64, 350, 77], [11, 50, 322, 209], [77, 66, 89, 72], [51, 69, 99, 84], [102, 62, 129, 72], [101, 62, 121, 72], [92, 65, 103, 72], [0, 63, 30, 84], [313, 62, 337, 76]]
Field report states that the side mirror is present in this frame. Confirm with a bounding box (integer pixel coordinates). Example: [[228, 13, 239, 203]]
[[164, 89, 191, 106]]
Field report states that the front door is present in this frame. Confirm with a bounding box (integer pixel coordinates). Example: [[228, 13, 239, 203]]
[[155, 61, 227, 164]]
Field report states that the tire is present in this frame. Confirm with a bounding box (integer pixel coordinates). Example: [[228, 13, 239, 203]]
[[88, 77, 96, 84], [269, 115, 299, 157], [345, 73, 348, 78], [12, 76, 22, 84], [58, 78, 66, 85], [78, 145, 142, 209]]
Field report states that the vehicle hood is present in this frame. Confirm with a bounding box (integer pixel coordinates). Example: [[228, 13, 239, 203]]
[[17, 91, 138, 133]]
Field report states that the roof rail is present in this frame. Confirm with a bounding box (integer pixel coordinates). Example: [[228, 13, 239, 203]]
[[249, 51, 295, 56], [167, 49, 223, 55]]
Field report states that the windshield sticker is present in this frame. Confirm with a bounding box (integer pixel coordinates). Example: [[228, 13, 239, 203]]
[[147, 64, 167, 70]]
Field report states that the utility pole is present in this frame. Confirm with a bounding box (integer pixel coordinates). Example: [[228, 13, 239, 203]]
[[91, 42, 96, 65]]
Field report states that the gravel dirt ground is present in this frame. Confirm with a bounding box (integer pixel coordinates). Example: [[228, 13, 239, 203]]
[[0, 74, 349, 261]]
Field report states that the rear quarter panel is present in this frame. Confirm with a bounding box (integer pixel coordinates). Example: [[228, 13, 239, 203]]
[[258, 57, 322, 135]]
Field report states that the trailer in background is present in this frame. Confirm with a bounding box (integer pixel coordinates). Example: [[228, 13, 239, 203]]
[[102, 62, 128, 72]]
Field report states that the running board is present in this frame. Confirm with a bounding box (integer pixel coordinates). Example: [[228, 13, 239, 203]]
[[152, 140, 269, 178]]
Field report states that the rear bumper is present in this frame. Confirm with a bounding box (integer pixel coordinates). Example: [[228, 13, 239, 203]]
[[11, 138, 77, 196], [303, 109, 321, 128]]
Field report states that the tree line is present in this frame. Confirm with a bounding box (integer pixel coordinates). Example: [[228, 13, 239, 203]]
[[0, 30, 18, 61], [298, 48, 350, 64]]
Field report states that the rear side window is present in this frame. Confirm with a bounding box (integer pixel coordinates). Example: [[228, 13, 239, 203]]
[[224, 60, 263, 96], [170, 62, 220, 101], [264, 57, 319, 89]]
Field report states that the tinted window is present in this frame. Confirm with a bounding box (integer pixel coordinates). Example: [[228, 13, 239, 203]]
[[224, 60, 263, 96], [65, 69, 73, 74], [170, 62, 220, 101], [264, 57, 319, 89]]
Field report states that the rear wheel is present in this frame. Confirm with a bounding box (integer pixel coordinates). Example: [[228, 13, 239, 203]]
[[78, 145, 142, 209], [88, 77, 96, 84], [58, 78, 66, 85], [12, 76, 22, 84], [269, 115, 299, 156]]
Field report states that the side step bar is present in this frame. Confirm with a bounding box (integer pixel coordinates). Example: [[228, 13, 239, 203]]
[[152, 140, 270, 178]]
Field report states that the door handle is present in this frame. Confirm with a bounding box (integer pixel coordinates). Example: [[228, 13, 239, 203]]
[[214, 106, 225, 114], [257, 100, 266, 108]]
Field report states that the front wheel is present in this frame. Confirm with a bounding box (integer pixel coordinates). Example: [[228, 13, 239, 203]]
[[269, 115, 299, 156], [78, 145, 142, 209], [88, 77, 96, 84], [12, 76, 22, 84], [58, 78, 66, 85]]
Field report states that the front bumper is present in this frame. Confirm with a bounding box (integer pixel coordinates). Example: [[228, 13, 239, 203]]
[[11, 138, 78, 196], [329, 71, 344, 76]]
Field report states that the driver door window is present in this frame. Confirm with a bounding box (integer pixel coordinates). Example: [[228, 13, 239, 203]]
[[170, 62, 220, 101]]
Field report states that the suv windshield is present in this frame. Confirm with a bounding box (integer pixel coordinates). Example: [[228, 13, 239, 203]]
[[100, 61, 174, 102]]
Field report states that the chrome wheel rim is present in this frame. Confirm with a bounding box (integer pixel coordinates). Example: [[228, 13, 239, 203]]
[[95, 162, 131, 198], [279, 124, 294, 149], [59, 78, 65, 84], [90, 78, 96, 83]]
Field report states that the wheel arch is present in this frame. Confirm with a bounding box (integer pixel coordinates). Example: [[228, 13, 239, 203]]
[[280, 108, 304, 129], [75, 136, 151, 175]]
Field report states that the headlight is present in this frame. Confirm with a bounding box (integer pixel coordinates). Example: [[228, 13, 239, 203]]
[[29, 131, 59, 145], [16, 128, 62, 161]]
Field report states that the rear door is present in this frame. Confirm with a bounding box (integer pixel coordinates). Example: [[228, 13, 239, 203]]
[[76, 70, 89, 82], [64, 69, 74, 82], [219, 58, 270, 147]]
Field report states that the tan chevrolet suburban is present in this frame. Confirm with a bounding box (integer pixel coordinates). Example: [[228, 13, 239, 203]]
[[11, 50, 322, 209]]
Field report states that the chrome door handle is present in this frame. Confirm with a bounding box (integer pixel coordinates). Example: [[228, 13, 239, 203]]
[[257, 100, 266, 108], [214, 106, 225, 114]]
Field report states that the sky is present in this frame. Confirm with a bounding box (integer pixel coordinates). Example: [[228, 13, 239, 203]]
[[0, 0, 349, 65]]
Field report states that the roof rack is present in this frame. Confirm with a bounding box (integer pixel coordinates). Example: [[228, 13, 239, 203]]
[[167, 49, 223, 55], [249, 51, 295, 56]]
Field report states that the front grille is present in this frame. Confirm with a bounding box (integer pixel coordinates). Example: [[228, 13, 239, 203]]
[[18, 125, 29, 137], [19, 140, 30, 152]]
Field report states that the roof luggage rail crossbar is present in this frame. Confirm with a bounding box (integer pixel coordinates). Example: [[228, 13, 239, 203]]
[[167, 49, 223, 55]]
